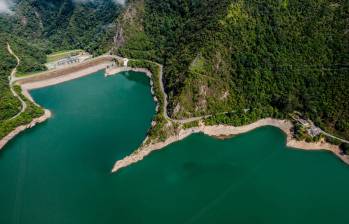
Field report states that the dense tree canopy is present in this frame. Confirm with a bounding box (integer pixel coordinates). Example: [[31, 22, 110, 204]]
[[1, 0, 122, 56], [0, 0, 348, 141], [117, 0, 349, 139], [0, 33, 20, 121]]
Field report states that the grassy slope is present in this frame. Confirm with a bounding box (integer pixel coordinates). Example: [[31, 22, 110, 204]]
[[47, 49, 84, 62]]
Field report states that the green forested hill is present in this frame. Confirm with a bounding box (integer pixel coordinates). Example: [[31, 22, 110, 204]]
[[116, 0, 349, 140], [1, 0, 122, 56], [0, 33, 20, 121], [0, 0, 123, 115], [0, 0, 348, 141], [0, 0, 124, 94], [0, 0, 123, 78]]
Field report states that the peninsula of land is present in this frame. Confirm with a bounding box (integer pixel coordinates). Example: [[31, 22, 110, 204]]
[[1, 52, 348, 172], [111, 118, 349, 173], [106, 63, 349, 172]]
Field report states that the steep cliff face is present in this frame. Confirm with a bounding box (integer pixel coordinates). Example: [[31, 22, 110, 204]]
[[113, 0, 158, 60], [114, 0, 145, 49]]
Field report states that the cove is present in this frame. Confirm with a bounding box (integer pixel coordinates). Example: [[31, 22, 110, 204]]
[[0, 71, 349, 224]]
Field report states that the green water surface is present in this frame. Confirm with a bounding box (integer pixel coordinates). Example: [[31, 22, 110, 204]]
[[1, 71, 348, 224]]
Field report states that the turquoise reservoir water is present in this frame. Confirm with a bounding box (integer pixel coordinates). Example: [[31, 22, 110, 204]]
[[1, 71, 349, 224]]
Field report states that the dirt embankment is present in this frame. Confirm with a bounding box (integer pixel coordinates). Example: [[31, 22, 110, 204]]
[[16, 55, 115, 87]]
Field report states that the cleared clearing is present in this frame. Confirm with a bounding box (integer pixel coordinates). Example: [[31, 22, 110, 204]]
[[47, 49, 84, 62]]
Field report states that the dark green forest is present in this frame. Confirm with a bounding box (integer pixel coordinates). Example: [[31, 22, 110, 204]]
[[0, 34, 44, 139], [2, 0, 122, 55], [117, 0, 349, 140], [0, 0, 122, 75], [0, 0, 123, 75], [0, 0, 348, 142], [0, 33, 20, 121]]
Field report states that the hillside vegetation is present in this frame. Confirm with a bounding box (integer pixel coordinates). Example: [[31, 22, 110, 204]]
[[116, 0, 349, 140], [6, 0, 121, 55], [0, 0, 122, 68], [0, 0, 348, 142], [0, 0, 123, 140], [0, 34, 44, 139], [0, 34, 20, 121]]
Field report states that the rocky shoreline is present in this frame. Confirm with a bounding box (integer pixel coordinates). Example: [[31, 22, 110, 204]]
[[112, 118, 349, 173], [105, 66, 151, 77], [105, 66, 160, 110], [0, 109, 52, 150]]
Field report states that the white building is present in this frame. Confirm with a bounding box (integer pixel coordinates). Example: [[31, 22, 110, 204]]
[[123, 58, 129, 67]]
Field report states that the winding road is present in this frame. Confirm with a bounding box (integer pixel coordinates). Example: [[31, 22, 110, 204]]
[[111, 57, 237, 124], [159, 63, 349, 144], [11, 52, 349, 144], [321, 131, 349, 144], [7, 43, 27, 120], [156, 62, 225, 124]]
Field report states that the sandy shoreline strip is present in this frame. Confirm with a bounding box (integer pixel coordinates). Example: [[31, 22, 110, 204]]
[[112, 118, 349, 172], [105, 66, 152, 78], [0, 110, 52, 150]]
